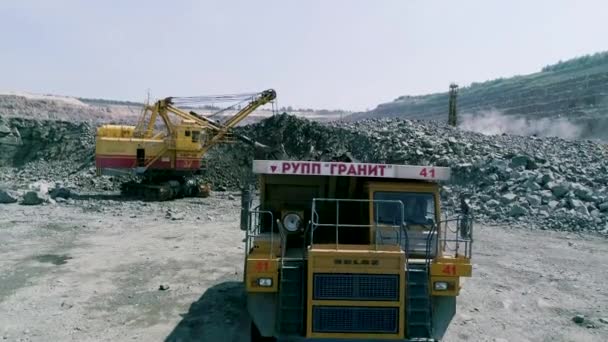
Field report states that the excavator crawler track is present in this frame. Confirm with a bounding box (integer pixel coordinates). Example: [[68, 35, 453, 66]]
[[120, 179, 210, 201], [120, 181, 178, 201]]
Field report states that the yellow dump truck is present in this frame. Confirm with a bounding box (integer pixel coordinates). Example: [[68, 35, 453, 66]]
[[242, 160, 473, 341]]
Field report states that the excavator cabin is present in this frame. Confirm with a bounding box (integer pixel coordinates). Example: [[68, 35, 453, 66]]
[[243, 160, 473, 342]]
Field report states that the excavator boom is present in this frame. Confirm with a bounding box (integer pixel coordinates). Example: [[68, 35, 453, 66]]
[[221, 89, 276, 128], [201, 89, 276, 151]]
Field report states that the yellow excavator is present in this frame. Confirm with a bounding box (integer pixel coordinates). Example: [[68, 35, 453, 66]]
[[95, 89, 276, 200]]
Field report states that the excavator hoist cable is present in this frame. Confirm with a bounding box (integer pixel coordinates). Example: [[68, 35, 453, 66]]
[[168, 91, 272, 123], [168, 92, 259, 107]]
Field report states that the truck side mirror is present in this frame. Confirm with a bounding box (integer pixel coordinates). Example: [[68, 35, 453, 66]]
[[459, 216, 473, 239], [240, 188, 252, 231], [459, 195, 473, 239]]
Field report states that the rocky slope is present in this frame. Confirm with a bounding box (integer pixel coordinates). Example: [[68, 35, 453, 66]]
[[0, 92, 343, 127], [0, 116, 93, 167], [351, 52, 608, 140], [0, 116, 117, 195], [0, 93, 141, 123]]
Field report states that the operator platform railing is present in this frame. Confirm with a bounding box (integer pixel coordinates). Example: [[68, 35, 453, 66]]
[[245, 205, 276, 259], [310, 198, 405, 251], [245, 199, 472, 262], [310, 198, 452, 261], [438, 215, 473, 259], [310, 198, 445, 262]]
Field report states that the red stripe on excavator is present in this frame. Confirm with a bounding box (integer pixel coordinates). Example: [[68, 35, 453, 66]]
[[96, 157, 137, 168], [175, 159, 201, 169], [96, 157, 200, 170]]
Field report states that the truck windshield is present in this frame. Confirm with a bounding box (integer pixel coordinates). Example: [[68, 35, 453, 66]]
[[373, 192, 435, 226]]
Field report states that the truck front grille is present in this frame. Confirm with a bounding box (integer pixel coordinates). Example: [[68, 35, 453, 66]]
[[313, 273, 399, 301], [312, 306, 399, 333]]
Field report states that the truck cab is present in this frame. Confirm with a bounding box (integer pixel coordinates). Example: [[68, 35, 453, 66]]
[[243, 160, 473, 341]]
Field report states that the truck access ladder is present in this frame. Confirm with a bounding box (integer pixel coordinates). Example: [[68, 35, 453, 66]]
[[406, 262, 432, 338], [277, 260, 306, 335], [404, 222, 437, 339]]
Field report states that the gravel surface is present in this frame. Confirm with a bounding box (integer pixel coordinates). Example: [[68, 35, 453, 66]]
[[0, 195, 607, 341]]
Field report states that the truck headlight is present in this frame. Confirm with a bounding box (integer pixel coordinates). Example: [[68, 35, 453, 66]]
[[282, 213, 301, 232], [257, 278, 273, 287], [434, 281, 449, 291]]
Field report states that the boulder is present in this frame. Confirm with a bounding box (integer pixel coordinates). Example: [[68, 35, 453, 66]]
[[547, 182, 570, 198], [526, 195, 542, 206], [568, 198, 585, 210], [20, 191, 48, 205], [489, 159, 508, 173], [486, 199, 500, 207], [539, 174, 553, 186], [599, 202, 608, 212], [511, 155, 531, 168], [523, 178, 541, 191], [547, 200, 560, 210], [479, 194, 492, 202], [568, 199, 589, 216], [572, 314, 585, 324], [49, 187, 72, 199], [165, 209, 185, 221], [571, 183, 594, 201], [575, 206, 590, 216], [500, 193, 518, 204], [509, 204, 528, 217], [0, 189, 19, 204], [539, 190, 554, 203], [0, 123, 11, 135]]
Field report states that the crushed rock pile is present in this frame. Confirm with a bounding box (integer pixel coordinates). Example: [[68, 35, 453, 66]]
[[226, 114, 608, 233]]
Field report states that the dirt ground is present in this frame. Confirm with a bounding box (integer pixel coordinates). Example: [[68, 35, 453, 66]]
[[0, 194, 607, 342]]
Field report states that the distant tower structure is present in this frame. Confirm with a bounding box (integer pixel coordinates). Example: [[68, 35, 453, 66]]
[[448, 83, 459, 126]]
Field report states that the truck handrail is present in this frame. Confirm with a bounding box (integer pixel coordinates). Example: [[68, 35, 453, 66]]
[[310, 198, 405, 251], [246, 206, 276, 259], [438, 215, 473, 259]]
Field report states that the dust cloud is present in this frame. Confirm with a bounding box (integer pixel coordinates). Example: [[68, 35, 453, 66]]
[[458, 110, 584, 139]]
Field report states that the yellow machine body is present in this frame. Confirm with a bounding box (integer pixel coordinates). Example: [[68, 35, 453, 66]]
[[96, 121, 207, 174]]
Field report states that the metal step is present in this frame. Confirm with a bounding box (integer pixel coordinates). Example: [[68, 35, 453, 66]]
[[277, 261, 306, 334], [406, 263, 432, 339]]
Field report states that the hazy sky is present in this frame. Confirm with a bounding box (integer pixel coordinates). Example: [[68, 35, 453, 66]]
[[2, 1, 607, 111]]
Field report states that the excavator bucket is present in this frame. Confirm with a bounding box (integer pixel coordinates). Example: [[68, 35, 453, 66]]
[[197, 183, 211, 198]]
